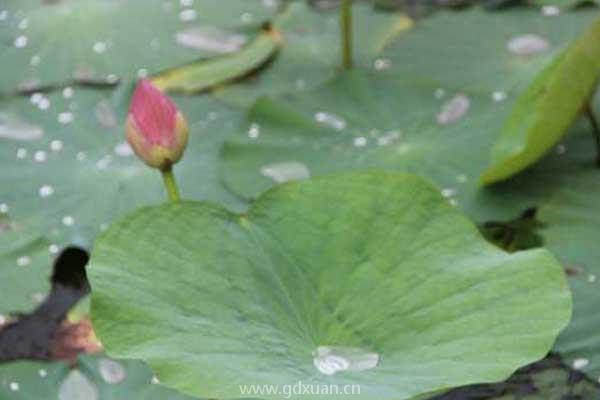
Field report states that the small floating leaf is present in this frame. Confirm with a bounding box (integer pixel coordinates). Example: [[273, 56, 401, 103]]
[[481, 16, 600, 184], [90, 172, 570, 400], [152, 27, 282, 94]]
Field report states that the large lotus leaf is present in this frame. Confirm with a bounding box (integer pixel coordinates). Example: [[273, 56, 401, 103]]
[[215, 2, 412, 107], [89, 172, 570, 400], [462, 113, 600, 378], [0, 355, 198, 399], [0, 230, 52, 316], [481, 15, 600, 184], [0, 86, 245, 249], [0, 0, 278, 93]]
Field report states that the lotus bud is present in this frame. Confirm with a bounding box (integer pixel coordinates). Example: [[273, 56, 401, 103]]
[[126, 79, 189, 170]]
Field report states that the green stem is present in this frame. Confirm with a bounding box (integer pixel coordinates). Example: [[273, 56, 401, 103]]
[[161, 166, 181, 202], [341, 0, 353, 69]]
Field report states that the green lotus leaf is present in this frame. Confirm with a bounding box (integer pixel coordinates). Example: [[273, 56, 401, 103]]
[[90, 172, 571, 400], [0, 0, 278, 93], [0, 86, 245, 250]]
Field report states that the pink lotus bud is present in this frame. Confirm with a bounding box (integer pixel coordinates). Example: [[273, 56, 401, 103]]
[[126, 79, 189, 170]]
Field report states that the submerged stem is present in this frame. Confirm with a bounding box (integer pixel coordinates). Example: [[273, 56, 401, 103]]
[[161, 165, 181, 202], [585, 104, 600, 167], [340, 0, 353, 69]]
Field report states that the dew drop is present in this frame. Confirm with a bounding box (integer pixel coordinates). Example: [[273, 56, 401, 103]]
[[39, 369, 48, 378], [76, 152, 87, 161], [0, 10, 7, 21], [30, 93, 43, 105], [573, 358, 589, 370], [541, 5, 560, 16], [492, 91, 507, 102], [151, 376, 160, 384], [14, 35, 28, 48], [434, 88, 446, 99], [180, 0, 194, 6], [247, 123, 260, 139], [49, 244, 60, 254], [62, 215, 75, 227], [588, 274, 596, 283], [175, 27, 247, 53], [507, 34, 549, 56], [260, 161, 310, 183], [114, 142, 133, 157], [50, 140, 63, 152], [17, 255, 31, 267], [38, 97, 51, 110], [18, 18, 29, 29], [9, 382, 19, 392], [373, 58, 392, 71], [96, 155, 112, 170], [441, 188, 457, 198], [556, 144, 567, 155], [456, 174, 468, 183], [98, 358, 126, 384], [0, 113, 43, 141], [437, 93, 470, 125], [313, 346, 379, 376], [34, 150, 47, 162], [57, 112, 74, 124], [16, 148, 27, 159], [179, 9, 197, 22], [59, 370, 98, 400], [106, 74, 119, 84], [63, 87, 74, 99], [0, 203, 8, 213], [39, 184, 54, 198], [93, 41, 107, 54], [353, 136, 367, 147], [30, 55, 41, 66], [314, 111, 346, 130], [0, 314, 6, 325]]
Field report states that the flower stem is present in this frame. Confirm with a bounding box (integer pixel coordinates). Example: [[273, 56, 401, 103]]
[[340, 0, 353, 70], [161, 165, 181, 202]]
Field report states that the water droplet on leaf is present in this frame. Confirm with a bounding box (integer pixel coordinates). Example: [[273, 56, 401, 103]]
[[313, 346, 379, 376], [314, 111, 346, 130], [437, 93, 470, 125], [98, 358, 126, 384], [260, 161, 310, 183], [39, 184, 54, 198], [0, 113, 43, 141], [507, 34, 549, 56], [175, 27, 247, 53]]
